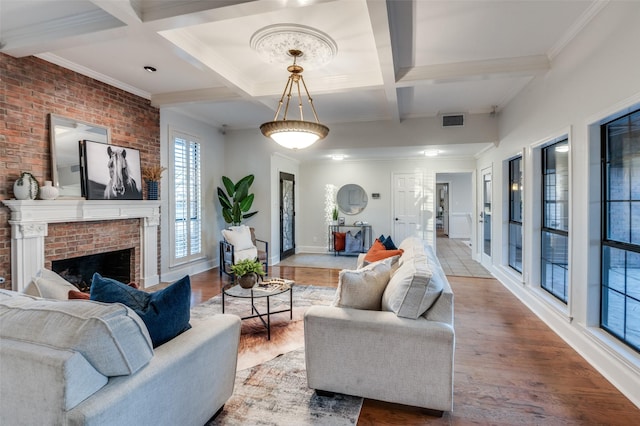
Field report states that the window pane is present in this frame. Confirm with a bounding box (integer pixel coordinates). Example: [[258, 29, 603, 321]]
[[607, 201, 630, 243], [541, 231, 568, 302], [602, 109, 640, 351], [509, 222, 522, 272], [602, 287, 625, 337]]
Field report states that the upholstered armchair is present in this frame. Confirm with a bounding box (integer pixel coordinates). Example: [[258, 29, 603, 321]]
[[219, 225, 268, 277]]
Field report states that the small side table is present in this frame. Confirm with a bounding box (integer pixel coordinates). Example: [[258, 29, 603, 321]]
[[222, 278, 294, 340]]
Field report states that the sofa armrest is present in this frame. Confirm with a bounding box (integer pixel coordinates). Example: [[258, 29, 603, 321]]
[[68, 314, 241, 426], [304, 305, 454, 411], [0, 338, 108, 425]]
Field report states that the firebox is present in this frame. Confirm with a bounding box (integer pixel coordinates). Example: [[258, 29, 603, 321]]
[[52, 248, 132, 292]]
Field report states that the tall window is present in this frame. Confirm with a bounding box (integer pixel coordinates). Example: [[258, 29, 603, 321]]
[[508, 157, 523, 272], [602, 109, 640, 352], [172, 131, 202, 264], [541, 139, 569, 303]]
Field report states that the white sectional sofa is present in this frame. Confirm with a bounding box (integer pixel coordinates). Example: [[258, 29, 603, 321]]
[[304, 237, 455, 413], [0, 290, 241, 426]]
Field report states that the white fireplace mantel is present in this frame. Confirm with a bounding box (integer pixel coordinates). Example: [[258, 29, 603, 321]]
[[2, 199, 161, 292]]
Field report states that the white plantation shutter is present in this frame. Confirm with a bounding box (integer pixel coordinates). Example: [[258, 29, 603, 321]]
[[172, 130, 202, 264]]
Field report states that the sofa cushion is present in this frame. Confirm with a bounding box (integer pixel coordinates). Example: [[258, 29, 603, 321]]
[[381, 257, 443, 319], [23, 268, 78, 300], [90, 273, 192, 347], [0, 295, 153, 376], [221, 225, 254, 251], [333, 261, 392, 310]]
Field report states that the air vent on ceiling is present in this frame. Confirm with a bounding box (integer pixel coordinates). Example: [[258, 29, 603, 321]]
[[442, 114, 464, 127]]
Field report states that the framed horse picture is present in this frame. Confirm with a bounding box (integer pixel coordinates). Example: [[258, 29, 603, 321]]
[[80, 140, 143, 200]]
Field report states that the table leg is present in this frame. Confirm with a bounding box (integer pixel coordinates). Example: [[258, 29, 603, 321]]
[[222, 290, 225, 314], [289, 287, 293, 320], [267, 295, 271, 340]]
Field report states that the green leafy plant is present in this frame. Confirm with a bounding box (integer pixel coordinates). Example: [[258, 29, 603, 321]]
[[332, 206, 339, 221], [230, 258, 265, 277], [217, 175, 258, 226]]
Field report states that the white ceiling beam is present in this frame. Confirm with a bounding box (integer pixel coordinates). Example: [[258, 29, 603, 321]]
[[396, 55, 550, 87], [90, 0, 143, 26], [151, 87, 242, 107], [367, 0, 400, 123], [0, 10, 126, 57]]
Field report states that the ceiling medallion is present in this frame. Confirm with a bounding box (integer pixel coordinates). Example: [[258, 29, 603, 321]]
[[259, 49, 329, 150], [250, 24, 338, 69]]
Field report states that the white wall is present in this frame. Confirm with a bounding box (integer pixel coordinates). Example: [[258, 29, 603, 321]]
[[477, 1, 640, 407], [297, 157, 476, 251], [437, 172, 473, 238], [159, 109, 226, 282]]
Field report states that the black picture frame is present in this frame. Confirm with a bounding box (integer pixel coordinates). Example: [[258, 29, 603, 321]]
[[80, 140, 143, 200]]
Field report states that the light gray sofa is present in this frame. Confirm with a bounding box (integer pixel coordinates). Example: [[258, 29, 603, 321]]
[[0, 290, 241, 426], [304, 237, 454, 413]]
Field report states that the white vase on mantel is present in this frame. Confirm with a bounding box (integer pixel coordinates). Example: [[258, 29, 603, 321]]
[[39, 180, 59, 200]]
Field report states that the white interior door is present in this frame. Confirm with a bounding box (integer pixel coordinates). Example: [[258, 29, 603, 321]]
[[393, 173, 423, 242], [480, 167, 492, 265]]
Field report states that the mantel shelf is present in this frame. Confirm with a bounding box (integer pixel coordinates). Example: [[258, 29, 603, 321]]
[[2, 199, 161, 224]]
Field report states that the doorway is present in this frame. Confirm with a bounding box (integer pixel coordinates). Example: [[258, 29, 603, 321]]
[[392, 172, 423, 243], [480, 167, 492, 266], [279, 172, 295, 260], [436, 183, 449, 236]]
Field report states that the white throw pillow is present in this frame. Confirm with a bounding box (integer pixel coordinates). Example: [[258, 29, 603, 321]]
[[221, 225, 254, 251], [381, 257, 442, 319], [23, 268, 78, 300], [333, 261, 392, 311]]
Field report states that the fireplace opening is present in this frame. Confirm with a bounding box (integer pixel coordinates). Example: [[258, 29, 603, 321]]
[[52, 248, 132, 292]]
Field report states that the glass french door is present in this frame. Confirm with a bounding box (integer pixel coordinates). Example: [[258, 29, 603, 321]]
[[280, 172, 295, 259], [480, 167, 492, 265]]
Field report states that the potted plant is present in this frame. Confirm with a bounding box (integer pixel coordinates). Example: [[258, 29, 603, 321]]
[[230, 258, 265, 289], [217, 175, 258, 226], [332, 205, 339, 225], [142, 165, 167, 200]]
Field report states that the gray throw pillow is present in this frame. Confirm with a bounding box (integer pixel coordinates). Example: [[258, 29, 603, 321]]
[[345, 230, 362, 253]]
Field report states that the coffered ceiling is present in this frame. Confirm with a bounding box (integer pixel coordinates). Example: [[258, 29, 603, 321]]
[[0, 0, 605, 159]]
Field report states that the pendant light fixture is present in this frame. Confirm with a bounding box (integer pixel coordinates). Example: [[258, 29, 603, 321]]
[[259, 49, 329, 149]]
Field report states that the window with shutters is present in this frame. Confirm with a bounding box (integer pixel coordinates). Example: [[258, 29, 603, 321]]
[[171, 130, 202, 265]]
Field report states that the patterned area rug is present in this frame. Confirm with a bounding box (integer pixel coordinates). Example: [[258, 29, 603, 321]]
[[276, 253, 358, 270], [190, 285, 336, 370], [193, 286, 362, 425], [206, 348, 363, 426]]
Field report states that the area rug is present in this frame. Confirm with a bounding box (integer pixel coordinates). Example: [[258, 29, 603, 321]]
[[207, 348, 363, 426], [190, 285, 336, 370], [276, 253, 358, 270]]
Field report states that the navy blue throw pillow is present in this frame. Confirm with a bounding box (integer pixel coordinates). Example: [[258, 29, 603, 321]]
[[90, 273, 192, 347], [378, 234, 386, 242], [381, 235, 398, 250]]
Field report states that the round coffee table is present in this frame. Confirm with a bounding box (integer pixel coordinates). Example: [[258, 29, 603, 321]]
[[222, 278, 294, 340]]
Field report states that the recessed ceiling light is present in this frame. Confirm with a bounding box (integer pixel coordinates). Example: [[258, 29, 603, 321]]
[[144, 66, 157, 73], [424, 149, 439, 157], [331, 155, 345, 161]]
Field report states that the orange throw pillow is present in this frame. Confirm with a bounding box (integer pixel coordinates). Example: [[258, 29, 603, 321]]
[[364, 239, 404, 263], [333, 232, 346, 251]]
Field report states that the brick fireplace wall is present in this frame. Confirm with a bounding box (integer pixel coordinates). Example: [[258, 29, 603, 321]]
[[0, 53, 160, 290], [45, 220, 141, 285]]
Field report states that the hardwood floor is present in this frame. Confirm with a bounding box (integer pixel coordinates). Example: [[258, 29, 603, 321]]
[[183, 268, 640, 425]]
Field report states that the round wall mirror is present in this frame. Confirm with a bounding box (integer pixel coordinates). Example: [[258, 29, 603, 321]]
[[337, 184, 368, 215]]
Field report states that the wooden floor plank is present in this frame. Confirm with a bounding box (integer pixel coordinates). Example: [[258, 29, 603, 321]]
[[176, 266, 640, 424]]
